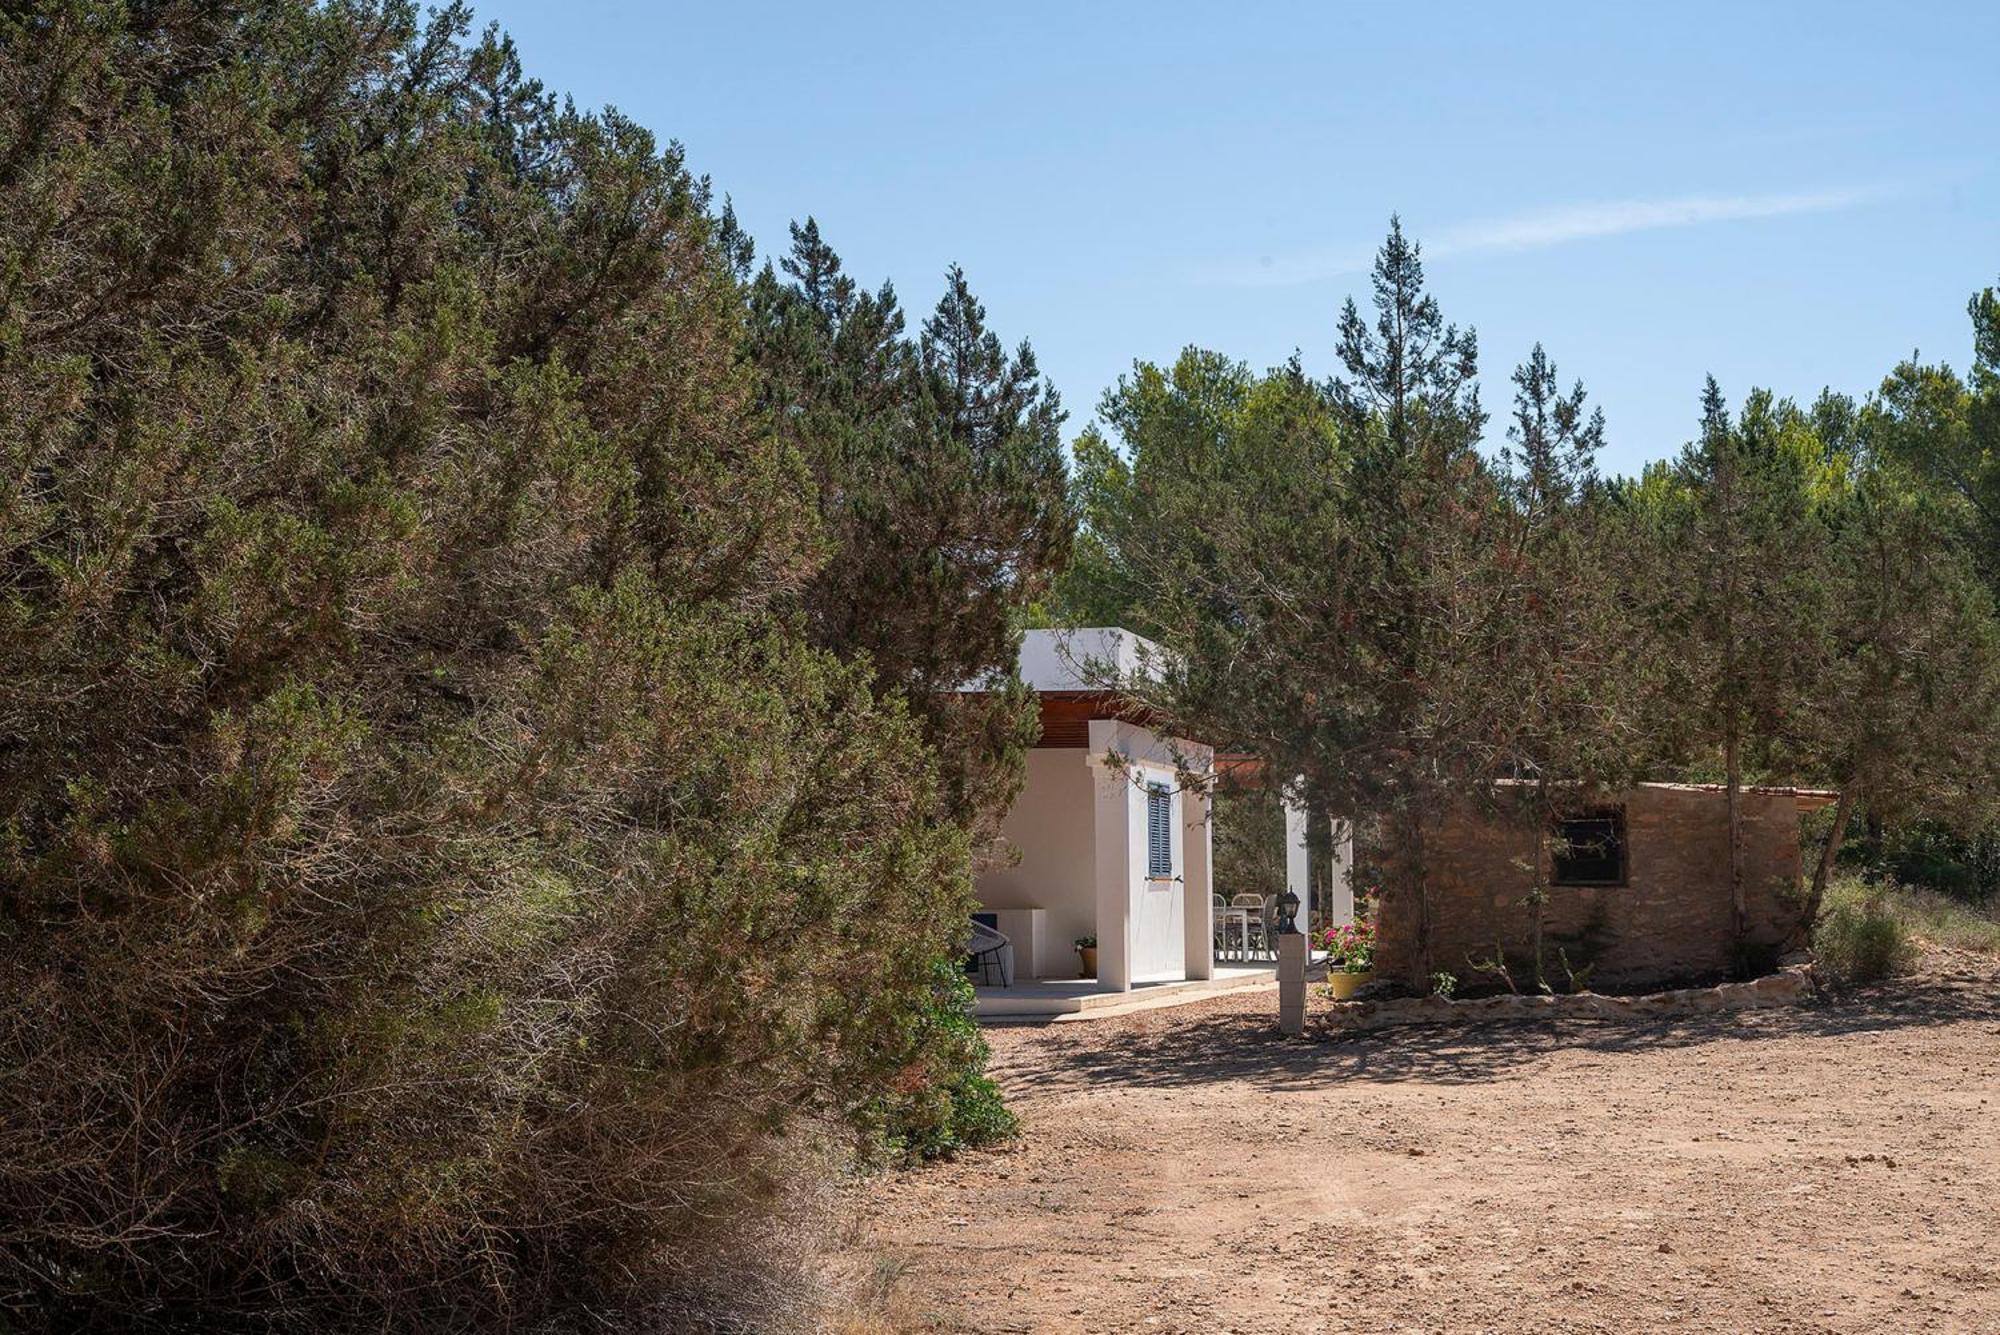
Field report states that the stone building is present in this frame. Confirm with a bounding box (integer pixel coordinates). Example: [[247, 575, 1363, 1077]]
[[1375, 783, 1838, 989]]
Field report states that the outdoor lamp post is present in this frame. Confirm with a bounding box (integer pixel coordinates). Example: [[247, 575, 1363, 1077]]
[[1275, 885, 1306, 1035], [1272, 888, 1301, 935]]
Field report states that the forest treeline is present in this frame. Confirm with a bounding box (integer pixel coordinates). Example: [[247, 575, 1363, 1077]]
[[1, 1, 1996, 1330], [1058, 220, 2000, 983]]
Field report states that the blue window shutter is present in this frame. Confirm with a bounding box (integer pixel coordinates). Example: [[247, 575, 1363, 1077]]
[[1147, 785, 1172, 877]]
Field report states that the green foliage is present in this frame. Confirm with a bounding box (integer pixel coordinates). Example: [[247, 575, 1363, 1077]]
[[1871, 279, 2000, 587], [745, 220, 1071, 840], [1316, 920, 1377, 972], [868, 961, 1019, 1162], [1066, 219, 2000, 985], [1553, 947, 1595, 995], [1631, 381, 1840, 937], [1211, 786, 1289, 904], [1879, 823, 2000, 902], [1814, 881, 1917, 984], [1466, 942, 1523, 995], [1059, 222, 1640, 982], [1761, 366, 2000, 936], [0, 5, 1029, 1329]]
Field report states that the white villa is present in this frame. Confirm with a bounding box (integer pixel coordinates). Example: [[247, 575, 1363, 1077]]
[[967, 628, 1351, 1015]]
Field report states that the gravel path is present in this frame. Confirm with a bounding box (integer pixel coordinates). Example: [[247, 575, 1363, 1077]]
[[847, 952, 2000, 1333]]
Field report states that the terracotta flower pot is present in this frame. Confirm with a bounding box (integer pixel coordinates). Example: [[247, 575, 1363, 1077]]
[[1327, 969, 1374, 1001], [1077, 946, 1098, 979]]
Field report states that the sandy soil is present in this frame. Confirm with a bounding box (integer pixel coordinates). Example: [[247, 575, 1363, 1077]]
[[845, 952, 2000, 1334]]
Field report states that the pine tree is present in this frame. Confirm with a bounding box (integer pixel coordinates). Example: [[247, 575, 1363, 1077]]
[[1491, 344, 1634, 985], [747, 231, 1070, 839], [1665, 381, 1832, 945], [1790, 426, 2000, 934], [1501, 343, 1605, 519], [1873, 279, 2000, 587], [1326, 220, 1494, 979], [1332, 215, 1484, 454], [1076, 223, 1561, 984]]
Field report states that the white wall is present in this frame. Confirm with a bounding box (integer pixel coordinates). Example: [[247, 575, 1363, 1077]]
[[1326, 817, 1355, 927], [1013, 627, 1172, 693], [1087, 719, 1213, 989], [974, 707, 1218, 992], [1283, 792, 1311, 934], [976, 748, 1095, 979]]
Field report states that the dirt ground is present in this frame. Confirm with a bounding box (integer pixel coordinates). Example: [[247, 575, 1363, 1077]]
[[844, 951, 2000, 1334]]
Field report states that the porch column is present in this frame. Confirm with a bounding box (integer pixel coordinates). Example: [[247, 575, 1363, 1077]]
[[1282, 782, 1311, 935], [1088, 754, 1136, 992], [1327, 816, 1356, 927], [1182, 781, 1214, 979]]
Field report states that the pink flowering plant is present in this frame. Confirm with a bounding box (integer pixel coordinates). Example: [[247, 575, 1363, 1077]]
[[1316, 920, 1376, 974]]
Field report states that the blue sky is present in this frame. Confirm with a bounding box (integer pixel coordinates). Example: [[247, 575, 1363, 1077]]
[[469, 1, 1998, 476]]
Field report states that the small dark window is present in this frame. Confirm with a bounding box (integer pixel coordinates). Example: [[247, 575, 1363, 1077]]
[[1146, 785, 1173, 878], [1552, 808, 1626, 886]]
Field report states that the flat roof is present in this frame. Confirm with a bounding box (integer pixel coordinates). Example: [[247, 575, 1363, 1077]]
[[964, 627, 1172, 694]]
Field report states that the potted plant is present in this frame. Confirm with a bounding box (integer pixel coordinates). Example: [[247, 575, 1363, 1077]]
[[1074, 935, 1098, 979], [1318, 920, 1376, 1000]]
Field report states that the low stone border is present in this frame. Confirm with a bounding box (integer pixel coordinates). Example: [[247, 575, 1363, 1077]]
[[1320, 964, 1816, 1032]]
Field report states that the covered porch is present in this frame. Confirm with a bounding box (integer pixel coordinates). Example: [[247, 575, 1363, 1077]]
[[968, 628, 1354, 1003]]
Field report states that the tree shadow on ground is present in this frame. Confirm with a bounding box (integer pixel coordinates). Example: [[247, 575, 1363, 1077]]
[[994, 963, 2000, 1096]]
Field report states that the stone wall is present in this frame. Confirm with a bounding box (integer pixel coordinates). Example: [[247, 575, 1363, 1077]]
[[1376, 786, 1807, 989], [1321, 963, 1815, 1033]]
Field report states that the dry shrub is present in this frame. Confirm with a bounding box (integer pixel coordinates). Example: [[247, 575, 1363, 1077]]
[[0, 4, 971, 1328], [1813, 879, 1918, 985]]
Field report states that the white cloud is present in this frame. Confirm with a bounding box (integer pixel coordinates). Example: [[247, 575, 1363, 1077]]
[[1217, 185, 1888, 288]]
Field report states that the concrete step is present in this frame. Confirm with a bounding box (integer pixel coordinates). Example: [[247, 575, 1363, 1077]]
[[975, 966, 1296, 1023]]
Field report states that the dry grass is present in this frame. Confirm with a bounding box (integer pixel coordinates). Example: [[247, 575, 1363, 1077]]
[[817, 1228, 930, 1334], [1883, 883, 2000, 956], [1817, 875, 2000, 986]]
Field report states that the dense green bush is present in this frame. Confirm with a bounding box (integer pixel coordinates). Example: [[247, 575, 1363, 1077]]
[[0, 4, 1009, 1328], [1212, 786, 1289, 903], [869, 961, 1019, 1162], [1813, 883, 1917, 984], [1879, 821, 2000, 903]]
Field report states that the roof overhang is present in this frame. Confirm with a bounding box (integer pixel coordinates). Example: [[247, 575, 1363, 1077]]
[[1634, 781, 1842, 811]]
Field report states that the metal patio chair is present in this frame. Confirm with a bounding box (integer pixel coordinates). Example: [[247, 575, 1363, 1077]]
[[966, 918, 1013, 987], [1231, 893, 1271, 959]]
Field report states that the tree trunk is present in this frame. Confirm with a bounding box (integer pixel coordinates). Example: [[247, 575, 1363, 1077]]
[[1725, 722, 1745, 941], [1794, 782, 1857, 949], [1531, 778, 1550, 992], [1395, 808, 1433, 986]]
